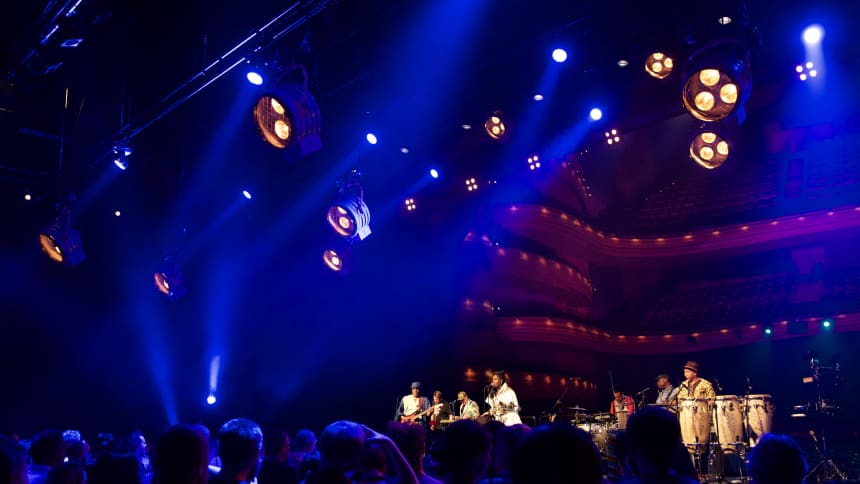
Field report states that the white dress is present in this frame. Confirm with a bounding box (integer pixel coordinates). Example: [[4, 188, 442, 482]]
[[486, 383, 522, 426]]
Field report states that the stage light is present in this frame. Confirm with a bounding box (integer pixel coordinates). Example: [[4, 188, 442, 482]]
[[681, 41, 750, 123], [605, 129, 620, 145], [763, 326, 773, 335], [246, 71, 264, 85], [242, 190, 252, 200], [400, 147, 409, 154], [689, 130, 730, 169], [405, 198, 416, 211], [527, 154, 541, 170], [206, 394, 217, 405], [252, 81, 322, 156], [589, 108, 602, 121], [802, 25, 823, 44], [327, 173, 371, 241], [112, 145, 132, 171], [465, 178, 478, 192], [462, 124, 472, 130], [114, 210, 121, 217], [718, 16, 732, 25], [644, 52, 673, 79], [822, 319, 833, 329], [429, 168, 439, 179], [484, 113, 506, 140], [533, 94, 544, 101], [154, 260, 186, 300], [24, 191, 32, 201], [39, 209, 85, 267], [617, 59, 629, 67], [552, 48, 568, 63], [796, 62, 817, 81], [365, 132, 378, 145]]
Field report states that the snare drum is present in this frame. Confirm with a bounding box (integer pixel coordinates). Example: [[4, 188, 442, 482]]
[[744, 394, 774, 446], [678, 398, 711, 451], [714, 395, 744, 452]]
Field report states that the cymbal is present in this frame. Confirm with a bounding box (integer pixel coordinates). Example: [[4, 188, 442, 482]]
[[568, 406, 588, 412]]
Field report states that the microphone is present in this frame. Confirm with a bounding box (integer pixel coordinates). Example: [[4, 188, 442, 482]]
[[635, 386, 650, 396], [809, 430, 817, 443]]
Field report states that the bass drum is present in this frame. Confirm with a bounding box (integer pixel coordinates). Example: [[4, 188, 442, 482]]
[[678, 398, 711, 451], [744, 394, 775, 446], [714, 395, 744, 452]]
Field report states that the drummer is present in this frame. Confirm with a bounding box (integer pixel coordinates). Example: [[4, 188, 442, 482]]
[[676, 361, 715, 401]]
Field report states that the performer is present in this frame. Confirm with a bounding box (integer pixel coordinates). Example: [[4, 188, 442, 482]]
[[457, 391, 480, 420], [429, 391, 452, 430], [676, 361, 716, 401], [609, 391, 636, 415], [395, 381, 431, 423], [484, 371, 522, 426], [655, 373, 680, 407]]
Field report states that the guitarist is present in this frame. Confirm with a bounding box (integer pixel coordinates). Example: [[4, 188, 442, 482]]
[[395, 381, 431, 424], [484, 371, 522, 426]]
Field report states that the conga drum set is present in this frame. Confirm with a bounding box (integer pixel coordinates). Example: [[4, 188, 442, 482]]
[[677, 394, 775, 480]]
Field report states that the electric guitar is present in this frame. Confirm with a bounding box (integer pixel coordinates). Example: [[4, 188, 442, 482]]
[[400, 403, 443, 423], [489, 401, 518, 419]]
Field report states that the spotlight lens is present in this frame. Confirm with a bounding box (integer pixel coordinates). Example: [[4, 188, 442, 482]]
[[533, 94, 544, 101], [664, 58, 673, 68], [589, 108, 603, 121], [552, 48, 568, 63], [802, 25, 824, 44], [822, 320, 832, 328], [719, 83, 738, 104], [716, 140, 729, 155], [323, 249, 343, 271], [337, 215, 352, 230], [764, 328, 773, 335], [114, 159, 128, 171], [429, 168, 439, 179], [809, 70, 817, 78], [25, 193, 32, 201], [795, 65, 804, 73], [274, 119, 291, 140], [617, 59, 629, 67], [699, 69, 721, 87], [699, 146, 715, 161], [206, 395, 217, 405], [652, 53, 664, 60], [366, 133, 378, 145], [800, 73, 808, 81], [270, 98, 285, 115], [651, 62, 663, 73], [39, 234, 64, 263], [701, 132, 717, 143], [805, 61, 814, 69], [114, 210, 121, 217], [242, 190, 252, 200], [246, 71, 263, 86], [694, 91, 715, 111]]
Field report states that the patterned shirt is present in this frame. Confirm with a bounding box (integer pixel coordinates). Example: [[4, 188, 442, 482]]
[[460, 399, 480, 419], [676, 378, 716, 401]]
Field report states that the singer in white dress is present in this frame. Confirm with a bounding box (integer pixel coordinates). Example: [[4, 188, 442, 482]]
[[485, 372, 522, 426]]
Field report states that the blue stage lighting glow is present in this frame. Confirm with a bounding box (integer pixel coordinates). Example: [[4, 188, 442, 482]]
[[206, 394, 216, 405], [822, 319, 833, 329], [763, 327, 773, 335], [246, 71, 264, 85], [589, 108, 603, 121], [242, 190, 252, 200], [429, 168, 439, 179], [113, 158, 128, 170], [802, 25, 824, 44], [366, 133, 378, 145], [552, 48, 568, 63]]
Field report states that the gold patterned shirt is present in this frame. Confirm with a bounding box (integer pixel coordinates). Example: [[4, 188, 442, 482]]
[[676, 378, 716, 401]]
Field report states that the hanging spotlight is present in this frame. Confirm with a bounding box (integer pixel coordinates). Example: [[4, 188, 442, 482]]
[[246, 71, 264, 86], [206, 394, 217, 406], [551, 48, 568, 63], [252, 67, 322, 157], [322, 239, 353, 273], [326, 171, 371, 241], [112, 144, 132, 171], [605, 129, 621, 145], [154, 259, 186, 300], [39, 208, 85, 267], [527, 154, 541, 170], [689, 129, 730, 169], [589, 108, 603, 121], [644, 52, 674, 79], [681, 33, 753, 123], [465, 178, 479, 191], [429, 168, 439, 179], [484, 112, 507, 140]]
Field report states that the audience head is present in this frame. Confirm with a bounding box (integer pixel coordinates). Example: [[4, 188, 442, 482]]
[[626, 407, 681, 474], [434, 419, 492, 482], [748, 433, 807, 484], [263, 428, 290, 461], [45, 462, 85, 484], [217, 418, 263, 479], [152, 424, 210, 484], [385, 422, 427, 473], [0, 435, 28, 484], [357, 446, 387, 481], [511, 423, 602, 484], [491, 425, 529, 475], [30, 430, 66, 467], [293, 429, 317, 454], [90, 452, 142, 484], [317, 421, 364, 473], [62, 431, 88, 465]]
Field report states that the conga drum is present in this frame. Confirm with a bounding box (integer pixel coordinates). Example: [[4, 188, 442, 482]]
[[678, 398, 711, 451], [714, 395, 744, 452], [744, 394, 775, 446], [616, 410, 629, 430]]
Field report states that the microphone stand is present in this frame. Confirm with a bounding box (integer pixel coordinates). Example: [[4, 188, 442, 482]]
[[551, 382, 571, 422]]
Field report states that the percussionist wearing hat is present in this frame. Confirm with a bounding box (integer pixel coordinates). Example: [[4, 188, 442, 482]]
[[676, 360, 715, 401], [396, 381, 431, 423], [655, 373, 680, 409]]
